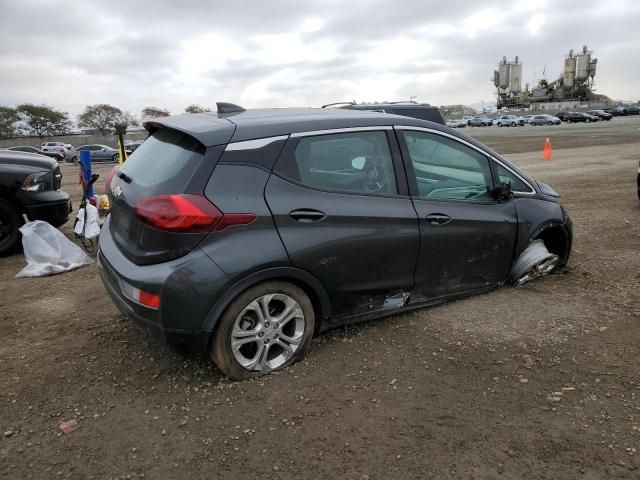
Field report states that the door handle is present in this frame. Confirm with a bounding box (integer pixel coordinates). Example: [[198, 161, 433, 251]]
[[425, 213, 451, 225], [289, 209, 326, 223]]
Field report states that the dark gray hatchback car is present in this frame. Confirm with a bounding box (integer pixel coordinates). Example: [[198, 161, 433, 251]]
[[99, 104, 572, 379]]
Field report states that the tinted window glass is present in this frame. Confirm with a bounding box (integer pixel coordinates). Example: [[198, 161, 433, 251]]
[[293, 131, 397, 195], [402, 131, 494, 202], [495, 164, 530, 192], [119, 128, 205, 193]]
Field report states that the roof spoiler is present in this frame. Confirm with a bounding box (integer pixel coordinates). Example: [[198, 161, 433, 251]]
[[216, 102, 246, 114]]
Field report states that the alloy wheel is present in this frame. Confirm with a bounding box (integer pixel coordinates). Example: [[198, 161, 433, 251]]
[[231, 294, 305, 372]]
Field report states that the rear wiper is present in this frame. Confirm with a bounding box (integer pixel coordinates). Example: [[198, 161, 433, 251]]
[[117, 171, 132, 184]]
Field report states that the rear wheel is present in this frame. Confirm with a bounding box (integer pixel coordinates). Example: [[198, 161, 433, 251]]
[[497, 122, 503, 127], [547, 121, 553, 125], [112, 153, 119, 162], [211, 281, 315, 380], [0, 200, 24, 257]]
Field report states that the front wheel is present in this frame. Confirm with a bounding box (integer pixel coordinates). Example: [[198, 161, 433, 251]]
[[211, 281, 315, 380], [0, 200, 24, 257], [112, 153, 119, 163]]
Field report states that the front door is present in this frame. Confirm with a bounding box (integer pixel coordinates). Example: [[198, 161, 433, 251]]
[[266, 128, 420, 320], [396, 127, 518, 303]]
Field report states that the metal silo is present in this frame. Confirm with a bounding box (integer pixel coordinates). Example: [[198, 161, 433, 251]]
[[589, 59, 597, 78], [498, 58, 510, 89], [577, 52, 591, 81], [564, 56, 576, 88], [510, 62, 522, 93]]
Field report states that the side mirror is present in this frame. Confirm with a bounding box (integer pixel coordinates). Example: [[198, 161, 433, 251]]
[[492, 182, 513, 201]]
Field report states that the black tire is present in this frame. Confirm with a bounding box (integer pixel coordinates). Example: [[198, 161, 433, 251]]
[[510, 122, 516, 127], [0, 199, 24, 257], [211, 281, 315, 380], [547, 121, 553, 126], [112, 153, 119, 163], [531, 122, 537, 126], [497, 122, 502, 127], [72, 156, 79, 165]]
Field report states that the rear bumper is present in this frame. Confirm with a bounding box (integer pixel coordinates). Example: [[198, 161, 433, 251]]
[[97, 216, 231, 353], [98, 252, 197, 351]]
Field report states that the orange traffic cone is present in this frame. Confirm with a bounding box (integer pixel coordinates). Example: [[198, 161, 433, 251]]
[[542, 137, 552, 161]]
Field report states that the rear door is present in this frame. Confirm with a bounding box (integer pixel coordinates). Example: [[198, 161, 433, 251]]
[[396, 127, 518, 303], [265, 128, 420, 320]]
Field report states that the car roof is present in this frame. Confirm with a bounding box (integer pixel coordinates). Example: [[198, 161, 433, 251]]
[[144, 107, 535, 187], [145, 107, 445, 145]]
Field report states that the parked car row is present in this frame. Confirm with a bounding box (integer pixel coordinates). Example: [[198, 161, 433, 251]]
[[605, 105, 640, 116], [2, 143, 127, 165], [447, 108, 630, 128]]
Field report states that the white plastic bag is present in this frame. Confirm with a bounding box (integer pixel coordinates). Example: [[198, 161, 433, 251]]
[[16, 221, 93, 278], [73, 202, 100, 239]]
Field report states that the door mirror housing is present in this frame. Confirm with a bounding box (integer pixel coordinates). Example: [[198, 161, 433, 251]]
[[492, 182, 513, 201]]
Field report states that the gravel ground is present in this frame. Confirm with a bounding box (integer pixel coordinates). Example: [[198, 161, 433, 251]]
[[1, 117, 639, 479]]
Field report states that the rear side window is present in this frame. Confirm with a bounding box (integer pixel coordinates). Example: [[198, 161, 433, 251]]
[[292, 131, 397, 195], [119, 128, 205, 194]]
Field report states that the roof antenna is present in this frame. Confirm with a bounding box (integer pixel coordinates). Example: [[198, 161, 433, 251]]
[[216, 102, 246, 114]]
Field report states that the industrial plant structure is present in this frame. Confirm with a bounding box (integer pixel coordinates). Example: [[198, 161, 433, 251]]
[[493, 46, 598, 110]]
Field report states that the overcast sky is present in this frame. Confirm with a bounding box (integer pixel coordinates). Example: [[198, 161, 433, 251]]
[[1, 0, 638, 119]]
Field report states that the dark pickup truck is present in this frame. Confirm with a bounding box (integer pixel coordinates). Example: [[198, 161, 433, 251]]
[[0, 150, 71, 255]]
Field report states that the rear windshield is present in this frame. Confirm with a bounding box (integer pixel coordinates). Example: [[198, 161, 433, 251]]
[[119, 128, 205, 194]]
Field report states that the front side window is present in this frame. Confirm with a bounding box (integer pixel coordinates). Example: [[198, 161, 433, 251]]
[[293, 131, 397, 195], [495, 164, 530, 193], [402, 131, 494, 202]]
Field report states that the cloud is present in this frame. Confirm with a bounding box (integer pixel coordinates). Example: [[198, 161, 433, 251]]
[[0, 0, 638, 119]]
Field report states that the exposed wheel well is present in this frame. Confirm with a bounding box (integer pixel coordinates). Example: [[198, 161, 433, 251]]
[[202, 270, 331, 342], [264, 277, 325, 332], [535, 226, 570, 266]]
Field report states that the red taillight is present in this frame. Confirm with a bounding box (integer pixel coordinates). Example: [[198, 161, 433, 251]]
[[134, 194, 255, 233], [214, 213, 258, 232]]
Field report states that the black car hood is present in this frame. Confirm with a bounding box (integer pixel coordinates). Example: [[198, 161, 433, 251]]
[[0, 150, 57, 170]]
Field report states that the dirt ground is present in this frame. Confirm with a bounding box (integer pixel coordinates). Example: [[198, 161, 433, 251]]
[[1, 117, 639, 479]]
